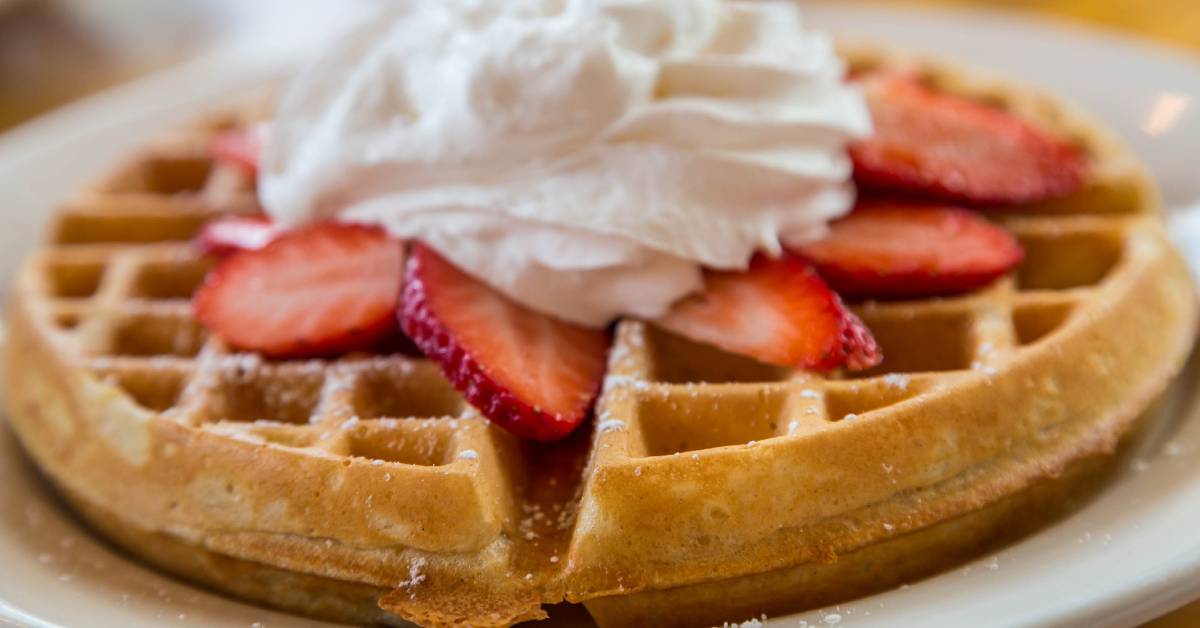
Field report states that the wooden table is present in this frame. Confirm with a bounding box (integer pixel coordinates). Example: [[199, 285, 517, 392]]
[[0, 0, 1198, 625], [919, 0, 1199, 50]]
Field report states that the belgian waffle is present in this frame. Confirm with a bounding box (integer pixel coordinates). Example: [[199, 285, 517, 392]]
[[3, 49, 1197, 627]]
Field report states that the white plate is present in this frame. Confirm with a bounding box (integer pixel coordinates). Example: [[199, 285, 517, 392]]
[[2, 3, 1200, 627]]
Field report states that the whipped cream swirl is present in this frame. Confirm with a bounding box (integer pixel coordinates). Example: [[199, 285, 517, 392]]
[[260, 0, 872, 327]]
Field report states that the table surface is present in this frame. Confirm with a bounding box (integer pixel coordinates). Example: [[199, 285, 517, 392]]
[[0, 1, 1197, 626], [925, 0, 1200, 50]]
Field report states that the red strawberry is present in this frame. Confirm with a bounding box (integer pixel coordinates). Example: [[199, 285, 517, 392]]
[[400, 245, 608, 441], [194, 223, 404, 358], [794, 202, 1024, 299], [195, 215, 281, 256], [209, 128, 261, 176], [655, 255, 881, 371], [850, 74, 1087, 205]]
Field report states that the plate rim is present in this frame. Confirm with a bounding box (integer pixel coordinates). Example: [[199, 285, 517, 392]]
[[1, 4, 1200, 627]]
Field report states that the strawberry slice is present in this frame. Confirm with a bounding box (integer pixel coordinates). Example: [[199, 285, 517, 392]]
[[655, 255, 881, 371], [794, 202, 1024, 299], [850, 74, 1087, 205], [400, 245, 609, 441], [195, 215, 282, 256], [194, 222, 404, 358], [209, 128, 261, 176]]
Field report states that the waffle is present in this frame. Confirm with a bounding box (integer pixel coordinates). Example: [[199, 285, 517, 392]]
[[4, 49, 1197, 627]]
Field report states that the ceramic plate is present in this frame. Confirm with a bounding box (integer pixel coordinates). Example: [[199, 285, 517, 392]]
[[2, 3, 1199, 627]]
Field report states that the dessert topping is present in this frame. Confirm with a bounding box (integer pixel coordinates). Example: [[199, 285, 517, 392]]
[[400, 245, 609, 441], [655, 255, 881, 370], [794, 202, 1025, 299], [850, 74, 1087, 205], [259, 0, 871, 326], [209, 128, 262, 177], [195, 215, 281, 257], [194, 223, 405, 357]]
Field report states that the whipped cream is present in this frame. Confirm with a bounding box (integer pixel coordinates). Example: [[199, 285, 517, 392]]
[[260, 0, 871, 327]]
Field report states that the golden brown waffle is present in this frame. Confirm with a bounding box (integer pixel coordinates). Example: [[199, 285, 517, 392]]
[[4, 50, 1197, 627]]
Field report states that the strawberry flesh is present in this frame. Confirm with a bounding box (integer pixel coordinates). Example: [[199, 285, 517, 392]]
[[795, 202, 1024, 299], [194, 222, 404, 358], [850, 74, 1087, 206], [195, 215, 281, 256], [209, 128, 261, 176], [400, 245, 609, 441], [655, 255, 881, 371]]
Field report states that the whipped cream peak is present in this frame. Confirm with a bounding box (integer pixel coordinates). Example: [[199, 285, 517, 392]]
[[261, 0, 872, 326]]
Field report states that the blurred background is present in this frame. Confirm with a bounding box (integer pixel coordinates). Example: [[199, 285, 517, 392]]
[[0, 0, 360, 130], [0, 0, 1197, 625], [0, 0, 1197, 132]]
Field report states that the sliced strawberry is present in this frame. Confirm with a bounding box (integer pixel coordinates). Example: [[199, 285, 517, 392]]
[[209, 128, 261, 176], [794, 202, 1024, 299], [400, 245, 608, 441], [840, 314, 883, 372], [194, 222, 404, 358], [655, 255, 881, 371], [850, 74, 1088, 205], [371, 331, 425, 358], [195, 215, 282, 256]]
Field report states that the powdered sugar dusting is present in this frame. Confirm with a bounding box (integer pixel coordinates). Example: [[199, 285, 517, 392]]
[[595, 416, 626, 433], [397, 557, 428, 598], [721, 614, 768, 627]]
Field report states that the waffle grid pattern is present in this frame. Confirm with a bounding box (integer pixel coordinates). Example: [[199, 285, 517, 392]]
[[10, 54, 1173, 626], [33, 103, 1130, 552]]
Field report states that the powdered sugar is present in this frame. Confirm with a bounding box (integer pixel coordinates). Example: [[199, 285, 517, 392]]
[[721, 614, 767, 627], [595, 416, 626, 433], [397, 557, 428, 598]]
